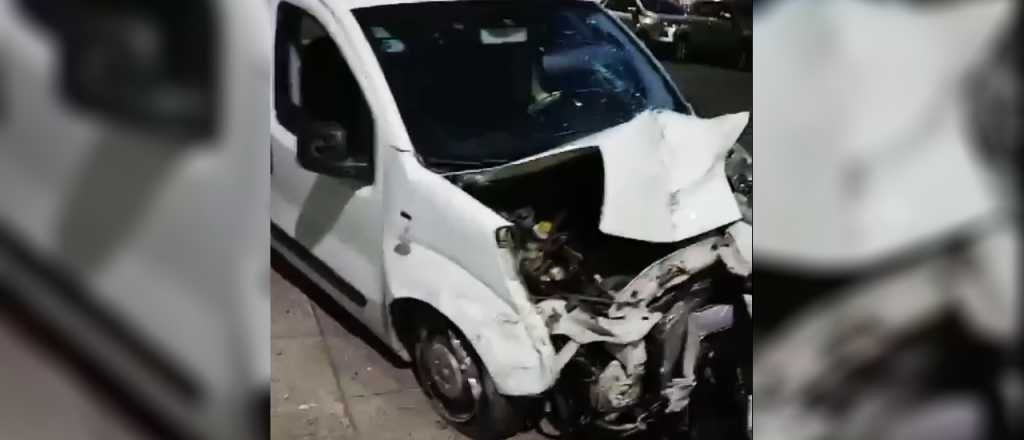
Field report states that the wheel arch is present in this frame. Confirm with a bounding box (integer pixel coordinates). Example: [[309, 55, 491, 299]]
[[384, 247, 558, 397], [388, 297, 440, 355]]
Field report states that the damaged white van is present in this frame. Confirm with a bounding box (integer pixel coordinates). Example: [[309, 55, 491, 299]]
[[269, 0, 752, 438]]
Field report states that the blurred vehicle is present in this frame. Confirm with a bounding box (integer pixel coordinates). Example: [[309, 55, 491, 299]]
[[601, 0, 752, 68], [601, 0, 690, 50], [673, 0, 752, 68], [268, 0, 752, 438], [754, 0, 1020, 439], [0, 1, 271, 439]]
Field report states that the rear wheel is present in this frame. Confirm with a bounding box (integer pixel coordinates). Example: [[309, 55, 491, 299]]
[[674, 36, 689, 61], [736, 49, 749, 71], [410, 314, 531, 439]]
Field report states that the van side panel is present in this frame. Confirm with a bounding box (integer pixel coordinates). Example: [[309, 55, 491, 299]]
[[380, 153, 559, 396]]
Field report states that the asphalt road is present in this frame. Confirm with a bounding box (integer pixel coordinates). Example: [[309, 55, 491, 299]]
[[270, 60, 752, 440], [663, 60, 754, 150]]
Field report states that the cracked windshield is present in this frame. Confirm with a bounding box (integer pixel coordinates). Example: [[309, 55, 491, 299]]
[[355, 0, 689, 170]]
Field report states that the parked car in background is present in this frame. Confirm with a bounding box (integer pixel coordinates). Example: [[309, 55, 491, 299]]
[[602, 0, 751, 69], [674, 0, 752, 68], [601, 0, 689, 49]]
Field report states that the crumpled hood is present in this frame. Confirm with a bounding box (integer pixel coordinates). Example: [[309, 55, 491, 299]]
[[584, 110, 749, 242], [449, 109, 750, 243]]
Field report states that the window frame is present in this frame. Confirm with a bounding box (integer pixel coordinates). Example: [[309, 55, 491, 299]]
[[273, 2, 377, 182]]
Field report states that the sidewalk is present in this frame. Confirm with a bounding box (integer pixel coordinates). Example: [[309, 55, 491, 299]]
[[271, 267, 547, 440], [271, 268, 358, 440]]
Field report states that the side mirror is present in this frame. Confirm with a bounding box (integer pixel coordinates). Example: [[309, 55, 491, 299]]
[[28, 3, 217, 143], [296, 122, 369, 179]]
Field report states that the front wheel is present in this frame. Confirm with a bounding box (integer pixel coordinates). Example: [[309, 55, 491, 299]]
[[689, 330, 751, 440], [411, 315, 531, 439]]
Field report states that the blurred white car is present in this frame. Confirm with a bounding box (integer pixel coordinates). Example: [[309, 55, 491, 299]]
[[0, 1, 272, 438]]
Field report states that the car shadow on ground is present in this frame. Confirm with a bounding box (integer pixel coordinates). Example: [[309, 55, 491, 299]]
[[271, 251, 409, 369]]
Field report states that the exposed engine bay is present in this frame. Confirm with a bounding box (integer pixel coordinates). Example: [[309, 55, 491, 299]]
[[451, 148, 752, 438]]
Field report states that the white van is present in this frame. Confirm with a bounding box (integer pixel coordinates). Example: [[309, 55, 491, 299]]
[[268, 0, 752, 438]]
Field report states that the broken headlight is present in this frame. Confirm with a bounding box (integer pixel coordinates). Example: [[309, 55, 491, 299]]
[[726, 144, 752, 222]]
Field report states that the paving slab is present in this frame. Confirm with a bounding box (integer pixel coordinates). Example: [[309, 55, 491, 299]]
[[315, 305, 419, 398], [271, 271, 358, 440]]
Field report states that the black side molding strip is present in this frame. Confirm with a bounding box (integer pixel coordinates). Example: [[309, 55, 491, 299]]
[[0, 225, 198, 440], [270, 223, 368, 307], [0, 227, 201, 402]]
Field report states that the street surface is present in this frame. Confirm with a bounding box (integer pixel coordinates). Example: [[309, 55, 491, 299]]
[[663, 61, 753, 150], [270, 60, 751, 440]]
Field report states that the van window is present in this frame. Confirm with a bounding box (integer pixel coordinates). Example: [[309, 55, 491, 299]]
[[274, 3, 375, 180]]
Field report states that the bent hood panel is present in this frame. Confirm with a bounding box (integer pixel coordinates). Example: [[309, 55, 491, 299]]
[[448, 110, 749, 243], [585, 110, 748, 242]]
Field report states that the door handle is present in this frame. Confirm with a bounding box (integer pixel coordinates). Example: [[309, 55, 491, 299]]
[[394, 213, 412, 256]]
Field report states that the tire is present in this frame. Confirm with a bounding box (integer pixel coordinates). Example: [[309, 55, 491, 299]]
[[637, 31, 656, 53], [688, 331, 751, 440], [674, 37, 689, 62], [410, 313, 531, 439], [736, 49, 749, 71]]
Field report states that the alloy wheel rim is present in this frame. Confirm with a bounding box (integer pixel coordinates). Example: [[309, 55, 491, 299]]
[[416, 332, 480, 423]]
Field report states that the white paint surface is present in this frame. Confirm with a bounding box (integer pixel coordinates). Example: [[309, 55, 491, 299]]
[[592, 110, 748, 242], [447, 109, 751, 244]]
